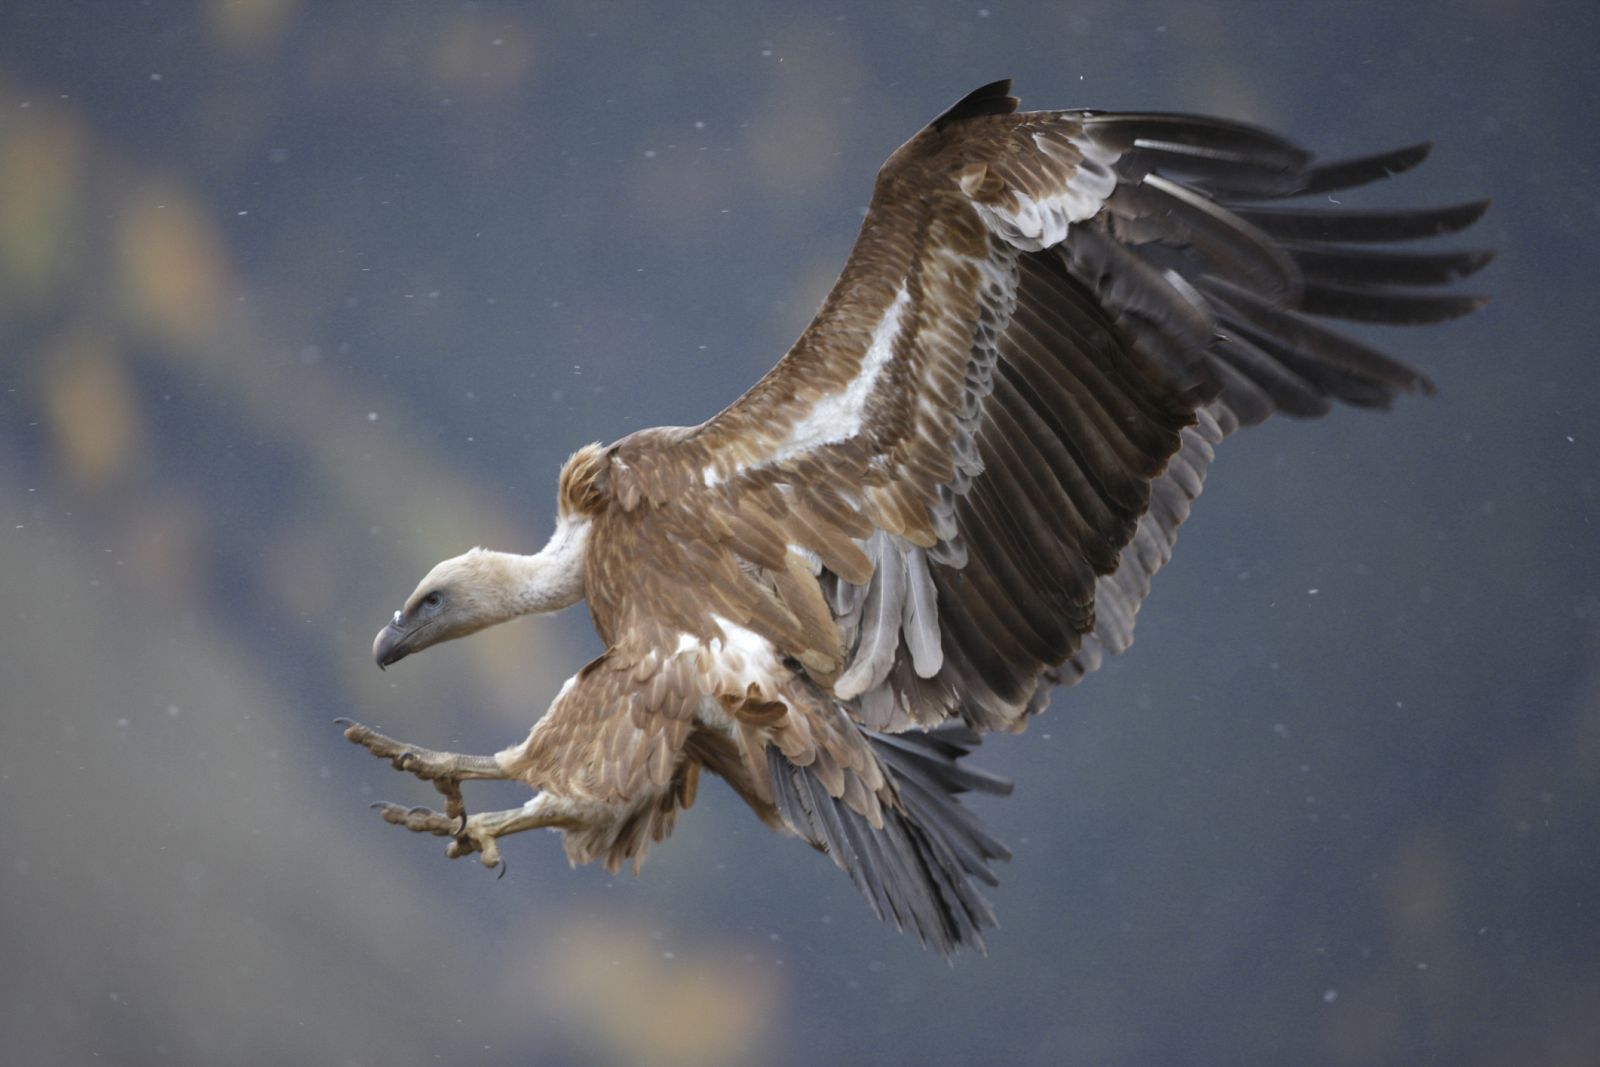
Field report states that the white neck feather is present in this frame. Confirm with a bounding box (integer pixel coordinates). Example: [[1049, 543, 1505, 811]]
[[501, 516, 591, 616]]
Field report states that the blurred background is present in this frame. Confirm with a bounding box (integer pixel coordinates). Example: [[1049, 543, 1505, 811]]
[[2, 1, 1596, 1064]]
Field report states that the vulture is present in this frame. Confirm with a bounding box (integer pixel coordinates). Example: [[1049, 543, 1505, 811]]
[[342, 80, 1490, 956]]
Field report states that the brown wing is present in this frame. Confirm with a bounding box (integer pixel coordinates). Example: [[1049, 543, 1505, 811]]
[[583, 79, 1490, 734]]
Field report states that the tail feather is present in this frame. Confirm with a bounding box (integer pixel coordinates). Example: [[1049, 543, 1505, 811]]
[[768, 724, 1011, 956]]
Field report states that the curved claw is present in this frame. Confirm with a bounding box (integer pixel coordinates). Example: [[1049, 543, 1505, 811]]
[[370, 801, 409, 825]]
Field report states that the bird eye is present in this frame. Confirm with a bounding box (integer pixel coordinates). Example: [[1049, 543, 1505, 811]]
[[422, 592, 443, 609]]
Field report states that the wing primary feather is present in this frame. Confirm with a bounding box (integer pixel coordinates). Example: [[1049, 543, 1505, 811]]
[[1282, 142, 1433, 197], [1200, 275, 1435, 394], [1186, 143, 1433, 200], [1122, 139, 1308, 197], [1209, 334, 1333, 419], [1285, 243, 1495, 288], [1232, 200, 1490, 243], [1108, 174, 1302, 302], [1198, 351, 1282, 427], [1221, 317, 1401, 408], [1298, 282, 1489, 324], [1081, 112, 1310, 171]]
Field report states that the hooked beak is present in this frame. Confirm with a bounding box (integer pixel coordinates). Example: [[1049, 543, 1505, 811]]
[[373, 614, 419, 670]]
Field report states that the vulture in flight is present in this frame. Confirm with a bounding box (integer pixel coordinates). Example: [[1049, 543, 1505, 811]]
[[342, 80, 1490, 956]]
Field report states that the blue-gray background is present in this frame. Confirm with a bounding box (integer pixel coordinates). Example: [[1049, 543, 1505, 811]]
[[2, 2, 1595, 1064]]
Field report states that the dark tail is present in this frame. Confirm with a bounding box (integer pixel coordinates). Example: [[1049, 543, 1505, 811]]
[[768, 724, 1012, 956]]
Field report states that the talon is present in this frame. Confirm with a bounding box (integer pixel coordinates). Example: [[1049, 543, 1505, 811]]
[[372, 802, 406, 824], [395, 751, 417, 770], [496, 857, 508, 880]]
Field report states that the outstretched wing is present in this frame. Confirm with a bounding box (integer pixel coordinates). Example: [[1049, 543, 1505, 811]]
[[589, 79, 1490, 734]]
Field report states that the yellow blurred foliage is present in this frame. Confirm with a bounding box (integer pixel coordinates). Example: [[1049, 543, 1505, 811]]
[[536, 917, 780, 1067], [434, 12, 536, 97], [0, 107, 85, 305], [206, 0, 298, 56], [118, 185, 232, 350], [43, 330, 145, 491]]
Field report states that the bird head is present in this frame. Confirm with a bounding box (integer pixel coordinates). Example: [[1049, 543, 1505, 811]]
[[372, 548, 517, 669]]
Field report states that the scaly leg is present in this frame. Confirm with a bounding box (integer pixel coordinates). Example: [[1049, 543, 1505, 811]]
[[337, 717, 512, 840], [370, 799, 571, 873]]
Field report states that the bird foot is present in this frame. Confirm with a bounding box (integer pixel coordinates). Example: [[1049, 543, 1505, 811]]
[[369, 800, 532, 873], [337, 718, 505, 783], [338, 718, 516, 856]]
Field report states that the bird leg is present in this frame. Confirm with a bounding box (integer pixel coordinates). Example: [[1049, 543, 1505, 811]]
[[369, 800, 566, 873], [337, 718, 511, 835]]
